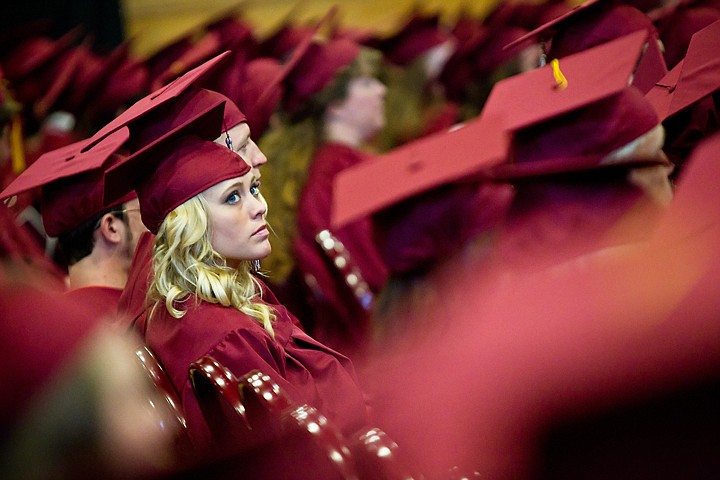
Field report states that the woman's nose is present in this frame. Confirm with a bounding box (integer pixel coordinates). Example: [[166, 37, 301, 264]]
[[250, 195, 267, 217]]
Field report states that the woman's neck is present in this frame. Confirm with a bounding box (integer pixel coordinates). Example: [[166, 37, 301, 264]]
[[323, 118, 364, 148]]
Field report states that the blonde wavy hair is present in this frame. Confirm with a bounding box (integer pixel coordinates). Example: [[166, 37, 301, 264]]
[[147, 194, 275, 336]]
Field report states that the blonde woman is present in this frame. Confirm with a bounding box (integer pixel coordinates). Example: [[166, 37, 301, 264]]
[[116, 130, 369, 453]]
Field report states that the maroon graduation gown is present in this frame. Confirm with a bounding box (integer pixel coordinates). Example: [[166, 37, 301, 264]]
[[143, 279, 369, 450]]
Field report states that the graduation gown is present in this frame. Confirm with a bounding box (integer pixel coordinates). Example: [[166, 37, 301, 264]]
[[143, 279, 369, 450], [63, 285, 122, 320], [293, 143, 389, 355]]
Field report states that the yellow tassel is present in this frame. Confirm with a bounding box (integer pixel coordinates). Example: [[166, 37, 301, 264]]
[[551, 58, 568, 90], [9, 115, 25, 174]]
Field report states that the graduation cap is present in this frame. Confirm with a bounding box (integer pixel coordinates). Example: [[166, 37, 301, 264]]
[[1, 27, 82, 80], [502, 0, 666, 92], [83, 53, 150, 122], [211, 9, 328, 136], [645, 19, 720, 122], [86, 50, 232, 149], [505, 0, 655, 57], [283, 37, 362, 114], [0, 127, 132, 237], [125, 85, 246, 154], [653, 0, 720, 69], [481, 30, 666, 179], [153, 9, 258, 89], [331, 115, 511, 275], [332, 114, 509, 229], [103, 98, 246, 234]]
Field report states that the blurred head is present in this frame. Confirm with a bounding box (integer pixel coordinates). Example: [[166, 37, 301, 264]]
[[324, 75, 387, 141], [0, 279, 177, 479], [58, 196, 147, 271]]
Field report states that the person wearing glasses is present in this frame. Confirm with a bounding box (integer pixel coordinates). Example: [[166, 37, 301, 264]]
[[0, 128, 148, 318]]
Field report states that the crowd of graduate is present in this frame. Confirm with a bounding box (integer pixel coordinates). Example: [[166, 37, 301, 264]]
[[2, 0, 720, 478]]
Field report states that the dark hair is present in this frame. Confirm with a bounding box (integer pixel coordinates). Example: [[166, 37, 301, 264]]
[[57, 205, 127, 266]]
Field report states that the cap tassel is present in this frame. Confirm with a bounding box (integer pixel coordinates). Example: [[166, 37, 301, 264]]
[[10, 115, 26, 174], [551, 58, 568, 90], [223, 120, 233, 150]]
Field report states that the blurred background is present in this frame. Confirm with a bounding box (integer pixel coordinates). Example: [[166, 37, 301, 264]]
[[2, 0, 502, 58]]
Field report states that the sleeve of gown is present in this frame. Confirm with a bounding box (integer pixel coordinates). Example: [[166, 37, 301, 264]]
[[178, 327, 308, 450]]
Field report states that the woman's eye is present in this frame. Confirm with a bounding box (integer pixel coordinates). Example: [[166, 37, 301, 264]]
[[225, 191, 240, 204], [250, 182, 261, 197]]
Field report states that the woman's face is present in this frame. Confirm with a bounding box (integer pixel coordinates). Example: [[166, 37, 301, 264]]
[[332, 75, 387, 139], [201, 167, 271, 267], [214, 122, 267, 169]]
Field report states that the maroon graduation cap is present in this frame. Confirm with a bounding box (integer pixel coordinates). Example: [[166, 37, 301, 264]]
[[332, 114, 509, 229], [0, 127, 132, 237], [645, 19, 720, 122]]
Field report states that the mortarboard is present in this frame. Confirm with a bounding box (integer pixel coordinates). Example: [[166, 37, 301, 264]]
[[86, 50, 232, 149], [232, 57, 284, 137], [102, 90, 232, 206], [653, 1, 720, 70], [502, 0, 666, 92], [243, 36, 320, 133], [32, 45, 84, 119], [83, 53, 150, 122], [103, 98, 251, 234], [258, 18, 315, 61], [332, 113, 511, 275], [150, 32, 225, 91], [481, 30, 666, 179], [125, 86, 245, 153], [283, 37, 362, 114], [332, 114, 509, 229], [66, 40, 140, 116], [106, 133, 250, 235], [0, 127, 133, 237], [484, 30, 649, 132], [210, 8, 328, 136], [645, 19, 720, 122], [504, 0, 654, 55], [1, 27, 82, 81]]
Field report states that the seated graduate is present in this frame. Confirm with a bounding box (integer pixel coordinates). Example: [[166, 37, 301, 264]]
[[0, 128, 147, 317], [104, 110, 369, 453]]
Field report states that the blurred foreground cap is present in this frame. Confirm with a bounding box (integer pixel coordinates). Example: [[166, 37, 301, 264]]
[[654, 2, 720, 69], [482, 31, 665, 178], [645, 19, 720, 121], [483, 30, 649, 132], [493, 87, 664, 179], [332, 115, 509, 229], [0, 279, 101, 434]]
